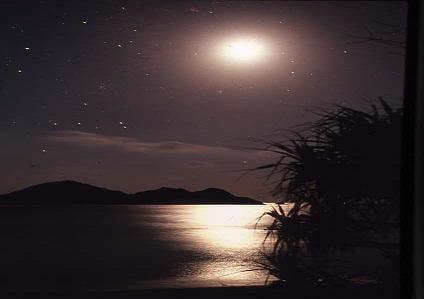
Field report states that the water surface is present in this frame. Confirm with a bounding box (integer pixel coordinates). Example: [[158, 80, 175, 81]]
[[0, 204, 280, 292]]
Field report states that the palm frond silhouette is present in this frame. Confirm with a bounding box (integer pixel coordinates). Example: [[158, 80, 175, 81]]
[[254, 98, 401, 287]]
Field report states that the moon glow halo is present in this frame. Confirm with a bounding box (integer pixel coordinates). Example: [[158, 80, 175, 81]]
[[219, 38, 266, 64]]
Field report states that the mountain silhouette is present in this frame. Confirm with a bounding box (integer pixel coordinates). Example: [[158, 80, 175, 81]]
[[130, 187, 261, 204], [0, 180, 263, 205]]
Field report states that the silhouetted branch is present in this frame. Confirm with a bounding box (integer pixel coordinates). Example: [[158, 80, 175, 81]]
[[345, 23, 406, 55]]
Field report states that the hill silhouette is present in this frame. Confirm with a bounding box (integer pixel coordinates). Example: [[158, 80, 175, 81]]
[[131, 187, 261, 204], [0, 181, 262, 205]]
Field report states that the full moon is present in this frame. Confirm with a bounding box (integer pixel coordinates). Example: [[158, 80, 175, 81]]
[[220, 38, 266, 64]]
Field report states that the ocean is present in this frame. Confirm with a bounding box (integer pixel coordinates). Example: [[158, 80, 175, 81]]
[[0, 204, 281, 292]]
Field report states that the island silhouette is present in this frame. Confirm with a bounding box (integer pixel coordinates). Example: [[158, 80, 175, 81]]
[[0, 180, 263, 205]]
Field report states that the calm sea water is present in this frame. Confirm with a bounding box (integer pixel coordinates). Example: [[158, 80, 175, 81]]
[[0, 204, 281, 292]]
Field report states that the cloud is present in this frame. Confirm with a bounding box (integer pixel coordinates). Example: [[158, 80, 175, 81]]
[[44, 130, 256, 156], [186, 160, 217, 168]]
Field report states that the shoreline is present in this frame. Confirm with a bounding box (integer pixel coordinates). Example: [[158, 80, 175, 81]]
[[2, 283, 398, 299]]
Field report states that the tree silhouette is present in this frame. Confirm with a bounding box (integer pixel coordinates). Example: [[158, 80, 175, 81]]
[[254, 98, 401, 288]]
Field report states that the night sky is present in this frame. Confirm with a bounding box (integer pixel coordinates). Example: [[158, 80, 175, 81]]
[[0, 1, 406, 201]]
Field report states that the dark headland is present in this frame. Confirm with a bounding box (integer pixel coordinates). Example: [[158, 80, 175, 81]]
[[0, 180, 263, 205]]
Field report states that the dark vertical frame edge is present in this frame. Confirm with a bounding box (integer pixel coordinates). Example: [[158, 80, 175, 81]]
[[404, 0, 423, 298]]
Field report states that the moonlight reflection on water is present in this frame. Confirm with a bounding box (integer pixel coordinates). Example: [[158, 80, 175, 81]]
[[189, 205, 270, 249], [149, 204, 285, 285]]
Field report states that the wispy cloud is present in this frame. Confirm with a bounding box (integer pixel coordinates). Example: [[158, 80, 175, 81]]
[[44, 130, 257, 156], [186, 160, 217, 168]]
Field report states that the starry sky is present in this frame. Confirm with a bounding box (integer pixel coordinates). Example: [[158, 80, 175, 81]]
[[0, 1, 407, 201]]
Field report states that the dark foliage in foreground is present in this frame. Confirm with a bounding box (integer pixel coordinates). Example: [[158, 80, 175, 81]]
[[254, 98, 401, 288]]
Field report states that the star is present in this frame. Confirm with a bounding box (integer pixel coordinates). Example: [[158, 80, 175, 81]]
[[189, 7, 200, 13]]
